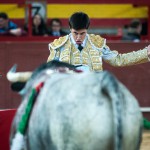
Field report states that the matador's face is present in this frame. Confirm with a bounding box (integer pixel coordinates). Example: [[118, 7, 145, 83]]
[[70, 28, 87, 44]]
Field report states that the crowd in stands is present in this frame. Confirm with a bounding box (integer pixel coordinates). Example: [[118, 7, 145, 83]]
[[0, 12, 148, 42], [0, 12, 22, 36], [0, 12, 68, 37]]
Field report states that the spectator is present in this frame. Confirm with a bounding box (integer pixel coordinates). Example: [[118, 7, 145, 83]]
[[122, 19, 142, 42], [32, 14, 48, 36], [0, 12, 22, 36], [48, 18, 67, 36], [24, 14, 48, 36]]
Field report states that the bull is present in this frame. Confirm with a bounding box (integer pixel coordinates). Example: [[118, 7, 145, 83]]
[[7, 61, 143, 150]]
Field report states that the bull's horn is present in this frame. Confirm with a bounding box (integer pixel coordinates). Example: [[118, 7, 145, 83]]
[[7, 65, 32, 82]]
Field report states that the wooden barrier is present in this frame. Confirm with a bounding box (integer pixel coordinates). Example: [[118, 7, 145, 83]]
[[0, 109, 16, 150]]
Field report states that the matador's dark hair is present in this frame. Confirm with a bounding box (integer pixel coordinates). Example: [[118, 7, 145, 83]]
[[69, 12, 90, 30]]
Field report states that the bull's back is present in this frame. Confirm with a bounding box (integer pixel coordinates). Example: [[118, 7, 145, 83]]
[[27, 72, 142, 150]]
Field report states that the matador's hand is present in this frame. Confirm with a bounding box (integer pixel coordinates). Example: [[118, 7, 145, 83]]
[[147, 45, 150, 59]]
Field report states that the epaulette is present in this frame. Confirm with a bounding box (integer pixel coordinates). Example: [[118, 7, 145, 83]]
[[88, 34, 106, 49], [49, 35, 69, 50]]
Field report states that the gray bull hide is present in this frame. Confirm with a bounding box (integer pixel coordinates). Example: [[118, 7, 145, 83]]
[[11, 71, 143, 150]]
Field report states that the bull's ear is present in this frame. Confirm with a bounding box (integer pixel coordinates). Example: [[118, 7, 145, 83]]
[[11, 82, 26, 92]]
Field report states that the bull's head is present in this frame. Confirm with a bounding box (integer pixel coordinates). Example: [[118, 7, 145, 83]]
[[7, 64, 32, 92], [7, 61, 82, 92]]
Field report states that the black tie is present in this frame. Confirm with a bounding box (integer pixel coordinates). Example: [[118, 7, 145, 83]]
[[78, 44, 83, 52]]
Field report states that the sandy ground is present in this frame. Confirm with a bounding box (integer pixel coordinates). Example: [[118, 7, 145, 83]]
[[141, 131, 150, 150]]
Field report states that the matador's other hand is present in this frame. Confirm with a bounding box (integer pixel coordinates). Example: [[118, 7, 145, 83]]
[[147, 45, 150, 60]]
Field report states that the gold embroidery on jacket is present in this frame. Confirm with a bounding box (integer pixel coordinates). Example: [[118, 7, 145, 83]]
[[48, 34, 106, 71], [50, 36, 68, 49], [48, 34, 149, 69], [59, 39, 104, 71], [89, 34, 105, 48], [106, 48, 149, 66]]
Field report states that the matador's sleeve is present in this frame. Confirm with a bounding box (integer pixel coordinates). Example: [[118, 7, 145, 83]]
[[47, 35, 68, 62], [102, 45, 150, 67]]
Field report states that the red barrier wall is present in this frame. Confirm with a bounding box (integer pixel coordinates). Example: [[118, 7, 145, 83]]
[[0, 110, 16, 150], [0, 40, 49, 109]]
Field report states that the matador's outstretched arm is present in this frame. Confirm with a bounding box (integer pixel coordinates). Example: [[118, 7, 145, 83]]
[[103, 45, 150, 67]]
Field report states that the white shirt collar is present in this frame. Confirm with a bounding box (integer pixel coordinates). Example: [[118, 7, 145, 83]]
[[70, 33, 88, 48]]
